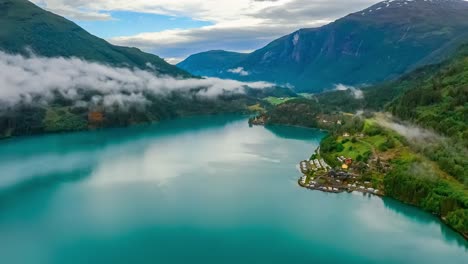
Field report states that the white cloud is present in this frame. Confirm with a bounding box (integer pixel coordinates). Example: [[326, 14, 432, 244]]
[[164, 58, 185, 65], [375, 114, 443, 144], [0, 51, 274, 108], [31, 0, 382, 58], [334, 84, 364, 99], [228, 67, 250, 76]]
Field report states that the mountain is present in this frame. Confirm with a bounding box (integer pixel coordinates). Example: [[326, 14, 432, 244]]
[[178, 50, 248, 77], [386, 45, 468, 147], [179, 0, 468, 92], [0, 0, 189, 77], [0, 0, 290, 138], [252, 42, 468, 237], [261, 43, 468, 146]]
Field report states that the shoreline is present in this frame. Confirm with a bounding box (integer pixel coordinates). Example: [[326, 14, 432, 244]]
[[295, 154, 468, 241], [1, 113, 251, 142], [296, 175, 468, 241], [263, 116, 468, 241]]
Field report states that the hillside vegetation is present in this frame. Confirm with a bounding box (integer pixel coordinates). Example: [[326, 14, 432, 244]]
[[0, 90, 275, 138], [253, 42, 468, 238], [0, 0, 189, 77], [178, 0, 468, 92], [264, 44, 468, 145], [319, 117, 468, 238], [387, 46, 468, 147]]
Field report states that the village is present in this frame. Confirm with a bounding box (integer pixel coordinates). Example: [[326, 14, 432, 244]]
[[297, 148, 381, 196]]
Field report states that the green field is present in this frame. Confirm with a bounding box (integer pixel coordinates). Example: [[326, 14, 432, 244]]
[[339, 137, 372, 160], [264, 97, 294, 106], [319, 117, 468, 237]]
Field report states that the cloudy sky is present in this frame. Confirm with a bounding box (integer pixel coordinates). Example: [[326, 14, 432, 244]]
[[32, 0, 382, 63]]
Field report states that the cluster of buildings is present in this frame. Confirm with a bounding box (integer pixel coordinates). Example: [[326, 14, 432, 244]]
[[345, 182, 379, 194], [300, 175, 307, 185], [304, 178, 342, 193], [300, 161, 309, 173], [309, 158, 332, 172], [328, 170, 351, 179], [337, 156, 353, 170], [300, 158, 332, 174]]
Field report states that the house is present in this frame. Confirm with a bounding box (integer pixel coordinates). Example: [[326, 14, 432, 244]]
[[88, 111, 104, 124], [342, 164, 349, 170], [345, 158, 353, 165], [343, 132, 350, 137]]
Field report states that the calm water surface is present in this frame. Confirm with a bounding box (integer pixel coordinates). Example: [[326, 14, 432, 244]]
[[0, 115, 466, 263]]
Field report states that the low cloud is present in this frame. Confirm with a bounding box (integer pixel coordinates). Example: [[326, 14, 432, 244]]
[[228, 67, 250, 76], [375, 114, 442, 144], [335, 84, 364, 99], [0, 51, 273, 109]]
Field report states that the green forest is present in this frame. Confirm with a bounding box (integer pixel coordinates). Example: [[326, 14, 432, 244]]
[[257, 44, 468, 237]]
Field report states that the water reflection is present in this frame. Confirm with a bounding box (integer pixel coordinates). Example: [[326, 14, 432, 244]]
[[265, 125, 325, 141], [0, 115, 466, 264], [0, 168, 91, 212], [382, 197, 468, 248], [0, 115, 247, 193]]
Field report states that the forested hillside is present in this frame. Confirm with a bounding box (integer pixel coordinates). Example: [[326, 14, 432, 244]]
[[251, 42, 468, 237], [387, 45, 468, 147], [179, 0, 468, 92], [0, 0, 189, 77]]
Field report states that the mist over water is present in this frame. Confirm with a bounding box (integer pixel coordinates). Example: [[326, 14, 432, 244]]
[[0, 51, 273, 109], [0, 116, 466, 263]]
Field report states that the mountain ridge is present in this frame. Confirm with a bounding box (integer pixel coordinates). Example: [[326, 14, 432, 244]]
[[0, 0, 190, 77], [179, 0, 468, 92], [177, 50, 248, 77]]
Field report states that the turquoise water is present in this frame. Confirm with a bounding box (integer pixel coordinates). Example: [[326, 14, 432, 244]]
[[0, 116, 466, 263]]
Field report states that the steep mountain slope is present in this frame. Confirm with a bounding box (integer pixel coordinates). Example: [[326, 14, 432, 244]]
[[178, 50, 248, 77], [0, 0, 190, 77], [0, 0, 292, 138], [387, 45, 468, 147], [261, 43, 468, 146], [252, 42, 468, 237], [180, 0, 468, 92]]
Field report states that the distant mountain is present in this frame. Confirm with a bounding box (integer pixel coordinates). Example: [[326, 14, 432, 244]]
[[179, 0, 468, 92], [0, 0, 293, 138], [0, 0, 190, 77], [253, 42, 468, 236], [263, 43, 468, 147], [178, 50, 248, 77]]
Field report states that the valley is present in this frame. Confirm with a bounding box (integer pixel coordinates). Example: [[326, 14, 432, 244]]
[[0, 0, 467, 261]]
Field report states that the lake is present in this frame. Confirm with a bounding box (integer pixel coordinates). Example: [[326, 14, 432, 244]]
[[0, 115, 466, 263]]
